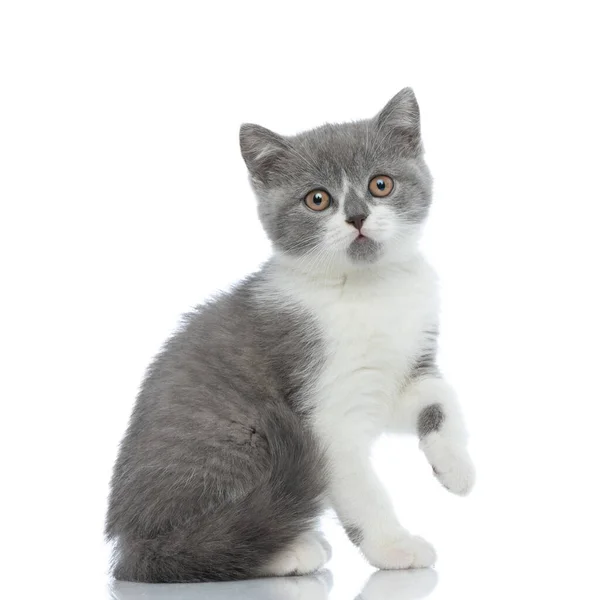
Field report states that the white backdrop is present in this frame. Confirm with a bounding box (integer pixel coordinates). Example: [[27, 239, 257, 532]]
[[1, 2, 599, 599]]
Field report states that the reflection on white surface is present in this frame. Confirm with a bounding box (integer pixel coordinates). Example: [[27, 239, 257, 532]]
[[358, 570, 438, 600], [110, 571, 333, 600], [109, 568, 437, 600]]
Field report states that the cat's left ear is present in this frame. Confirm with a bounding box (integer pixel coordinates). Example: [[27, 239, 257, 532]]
[[375, 87, 422, 155], [240, 123, 289, 185]]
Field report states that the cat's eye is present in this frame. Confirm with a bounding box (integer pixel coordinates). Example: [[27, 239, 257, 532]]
[[369, 175, 394, 197], [304, 189, 331, 211]]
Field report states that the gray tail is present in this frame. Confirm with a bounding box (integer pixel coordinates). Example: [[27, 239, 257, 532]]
[[109, 407, 327, 582]]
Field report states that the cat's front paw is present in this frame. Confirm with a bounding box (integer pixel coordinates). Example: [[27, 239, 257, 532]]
[[360, 534, 436, 569], [420, 433, 475, 496]]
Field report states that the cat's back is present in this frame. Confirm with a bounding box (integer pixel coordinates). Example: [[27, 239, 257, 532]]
[[130, 266, 322, 424]]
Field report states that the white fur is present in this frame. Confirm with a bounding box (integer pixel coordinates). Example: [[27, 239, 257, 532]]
[[260, 218, 474, 569], [395, 377, 475, 495], [260, 531, 331, 576]]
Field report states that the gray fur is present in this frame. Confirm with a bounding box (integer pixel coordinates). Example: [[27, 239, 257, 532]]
[[347, 236, 381, 263], [344, 192, 370, 222], [343, 523, 364, 546], [417, 404, 445, 439], [106, 271, 328, 582], [107, 88, 432, 582], [412, 328, 440, 380]]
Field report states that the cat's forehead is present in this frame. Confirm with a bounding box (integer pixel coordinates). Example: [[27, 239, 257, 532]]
[[290, 120, 380, 184]]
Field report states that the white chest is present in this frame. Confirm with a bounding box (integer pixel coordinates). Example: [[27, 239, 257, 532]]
[[290, 258, 439, 426]]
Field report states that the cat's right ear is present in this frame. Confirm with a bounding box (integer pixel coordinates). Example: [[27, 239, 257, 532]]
[[239, 124, 288, 185]]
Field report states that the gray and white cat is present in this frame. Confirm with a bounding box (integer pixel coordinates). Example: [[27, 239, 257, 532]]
[[106, 88, 475, 582]]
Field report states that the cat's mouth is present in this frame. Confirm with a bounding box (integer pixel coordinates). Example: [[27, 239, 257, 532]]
[[347, 233, 380, 262]]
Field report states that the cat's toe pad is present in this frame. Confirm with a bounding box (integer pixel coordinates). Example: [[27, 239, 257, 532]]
[[420, 434, 475, 496], [261, 531, 331, 576], [361, 534, 436, 569]]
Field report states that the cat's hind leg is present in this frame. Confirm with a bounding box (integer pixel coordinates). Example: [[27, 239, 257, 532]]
[[260, 531, 332, 576], [107, 405, 328, 582]]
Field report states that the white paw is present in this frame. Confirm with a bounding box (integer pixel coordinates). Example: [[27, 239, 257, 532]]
[[261, 531, 331, 576], [360, 534, 437, 569], [420, 433, 475, 496]]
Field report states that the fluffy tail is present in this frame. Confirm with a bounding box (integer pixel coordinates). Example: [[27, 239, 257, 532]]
[[109, 407, 327, 582]]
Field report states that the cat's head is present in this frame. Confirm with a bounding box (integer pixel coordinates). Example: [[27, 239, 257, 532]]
[[240, 88, 432, 273]]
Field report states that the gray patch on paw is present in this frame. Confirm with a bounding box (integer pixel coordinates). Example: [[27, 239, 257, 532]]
[[417, 404, 444, 438]]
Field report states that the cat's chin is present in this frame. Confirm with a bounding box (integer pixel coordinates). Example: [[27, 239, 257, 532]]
[[274, 236, 421, 277], [346, 236, 381, 264]]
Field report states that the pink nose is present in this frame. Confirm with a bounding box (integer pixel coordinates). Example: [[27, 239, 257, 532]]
[[346, 214, 367, 230]]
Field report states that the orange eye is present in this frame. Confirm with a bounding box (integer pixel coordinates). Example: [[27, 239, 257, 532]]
[[369, 175, 394, 197], [304, 189, 331, 211]]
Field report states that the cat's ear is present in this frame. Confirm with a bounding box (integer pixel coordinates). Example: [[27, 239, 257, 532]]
[[240, 124, 289, 185], [375, 87, 422, 155]]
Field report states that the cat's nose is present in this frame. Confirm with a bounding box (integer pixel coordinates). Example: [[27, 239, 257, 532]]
[[346, 214, 367, 230]]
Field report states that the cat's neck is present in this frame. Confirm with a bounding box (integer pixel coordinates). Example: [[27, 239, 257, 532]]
[[268, 248, 425, 289]]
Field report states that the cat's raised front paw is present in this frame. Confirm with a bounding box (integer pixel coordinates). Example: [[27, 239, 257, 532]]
[[360, 534, 436, 569], [420, 433, 475, 496]]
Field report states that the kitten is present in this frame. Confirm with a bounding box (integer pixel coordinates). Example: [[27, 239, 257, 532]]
[[105, 88, 475, 582]]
